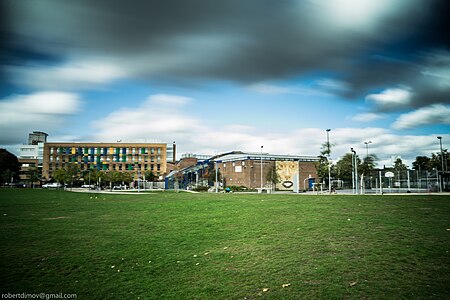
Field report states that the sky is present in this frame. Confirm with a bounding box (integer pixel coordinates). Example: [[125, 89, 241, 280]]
[[1, 0, 449, 167]]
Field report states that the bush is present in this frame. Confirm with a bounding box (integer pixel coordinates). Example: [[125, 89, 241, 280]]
[[227, 185, 249, 192], [193, 186, 209, 192]]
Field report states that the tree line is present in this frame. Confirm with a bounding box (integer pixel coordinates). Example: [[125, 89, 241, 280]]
[[316, 142, 449, 187]]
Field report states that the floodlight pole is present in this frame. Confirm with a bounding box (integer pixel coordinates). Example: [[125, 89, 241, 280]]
[[437, 136, 444, 192], [326, 129, 331, 194], [364, 141, 372, 159], [351, 148, 358, 194], [351, 149, 355, 194]]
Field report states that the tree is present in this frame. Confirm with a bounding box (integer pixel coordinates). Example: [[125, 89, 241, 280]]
[[53, 163, 79, 186], [360, 154, 378, 177], [27, 167, 41, 188], [82, 168, 101, 185], [393, 158, 407, 172], [316, 142, 333, 183], [412, 156, 431, 172], [429, 151, 449, 172], [121, 172, 133, 186], [144, 170, 157, 181], [266, 164, 280, 190], [334, 153, 361, 185], [0, 149, 20, 184], [53, 168, 69, 184]]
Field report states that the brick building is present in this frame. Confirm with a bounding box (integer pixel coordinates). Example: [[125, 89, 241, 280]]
[[42, 142, 173, 180], [167, 151, 319, 192]]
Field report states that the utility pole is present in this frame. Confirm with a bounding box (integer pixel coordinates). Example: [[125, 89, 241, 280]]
[[326, 129, 331, 194]]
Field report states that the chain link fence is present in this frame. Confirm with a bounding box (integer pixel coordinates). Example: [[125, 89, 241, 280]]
[[332, 169, 447, 194]]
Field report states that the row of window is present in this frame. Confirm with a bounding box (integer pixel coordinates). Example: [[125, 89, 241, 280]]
[[223, 161, 246, 168], [49, 147, 163, 155], [48, 163, 161, 172], [49, 155, 162, 163]]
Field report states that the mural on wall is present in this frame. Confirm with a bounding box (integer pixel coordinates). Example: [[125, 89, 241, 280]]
[[276, 161, 299, 191]]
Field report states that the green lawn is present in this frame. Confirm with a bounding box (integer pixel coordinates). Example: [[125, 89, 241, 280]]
[[1, 189, 449, 299]]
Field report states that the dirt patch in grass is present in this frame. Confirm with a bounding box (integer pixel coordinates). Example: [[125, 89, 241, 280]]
[[42, 216, 70, 220]]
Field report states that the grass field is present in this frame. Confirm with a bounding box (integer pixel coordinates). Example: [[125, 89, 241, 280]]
[[0, 189, 449, 299]]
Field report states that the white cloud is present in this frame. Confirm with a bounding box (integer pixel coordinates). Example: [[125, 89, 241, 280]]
[[392, 104, 450, 130], [365, 87, 412, 109], [90, 93, 444, 168], [247, 83, 293, 95], [91, 94, 202, 141], [315, 78, 350, 92], [319, 0, 400, 33], [6, 60, 126, 90], [0, 92, 82, 144], [351, 112, 386, 122], [247, 82, 330, 97], [146, 94, 192, 107]]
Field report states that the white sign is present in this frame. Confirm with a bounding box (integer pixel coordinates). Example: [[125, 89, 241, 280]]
[[385, 171, 394, 178]]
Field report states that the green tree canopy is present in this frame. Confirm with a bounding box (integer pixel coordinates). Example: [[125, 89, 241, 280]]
[[360, 154, 378, 176], [144, 170, 157, 181], [412, 156, 431, 172], [316, 141, 334, 182], [53, 163, 79, 185], [266, 164, 280, 189], [0, 149, 20, 183], [335, 153, 361, 183], [393, 158, 407, 172]]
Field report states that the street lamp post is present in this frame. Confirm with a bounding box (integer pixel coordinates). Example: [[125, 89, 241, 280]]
[[351, 148, 358, 194], [326, 129, 331, 194], [437, 136, 444, 192]]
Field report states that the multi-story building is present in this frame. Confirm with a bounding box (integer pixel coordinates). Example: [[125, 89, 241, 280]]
[[18, 131, 48, 186], [42, 142, 173, 180], [167, 151, 319, 192], [28, 131, 48, 145]]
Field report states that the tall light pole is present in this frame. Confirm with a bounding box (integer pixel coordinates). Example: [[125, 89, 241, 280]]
[[437, 136, 444, 192], [364, 141, 372, 159], [326, 129, 331, 194], [260, 146, 264, 191], [351, 148, 358, 194]]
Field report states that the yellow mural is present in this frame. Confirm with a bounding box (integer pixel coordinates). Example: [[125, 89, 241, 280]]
[[276, 161, 298, 191]]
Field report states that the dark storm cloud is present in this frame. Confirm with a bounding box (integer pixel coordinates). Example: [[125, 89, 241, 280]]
[[1, 0, 449, 106], [341, 50, 450, 110]]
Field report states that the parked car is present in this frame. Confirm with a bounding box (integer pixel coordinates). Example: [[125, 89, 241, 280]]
[[42, 182, 62, 188], [81, 184, 95, 189]]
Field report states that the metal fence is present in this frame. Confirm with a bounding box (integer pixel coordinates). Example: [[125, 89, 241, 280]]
[[332, 169, 445, 194]]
